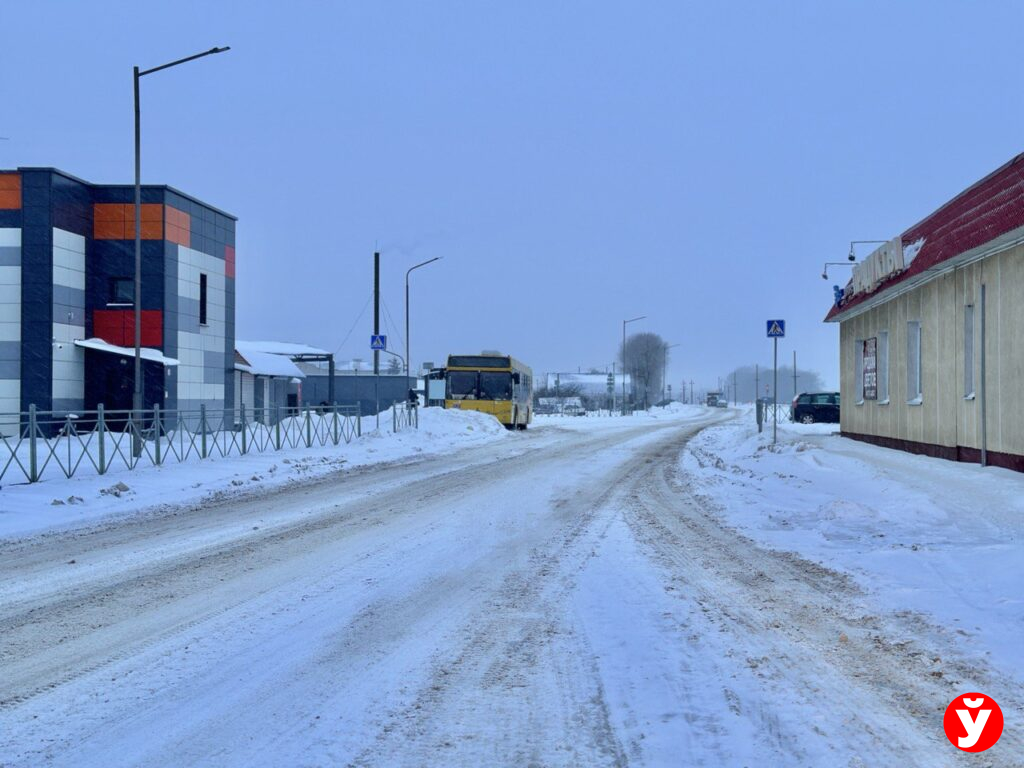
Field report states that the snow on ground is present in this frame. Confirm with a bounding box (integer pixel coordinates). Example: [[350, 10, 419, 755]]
[[534, 401, 712, 431], [2, 405, 1021, 765], [683, 415, 1024, 683], [0, 404, 708, 541], [0, 407, 509, 540]]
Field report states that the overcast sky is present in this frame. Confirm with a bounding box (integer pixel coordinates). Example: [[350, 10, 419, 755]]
[[2, 1, 1021, 391]]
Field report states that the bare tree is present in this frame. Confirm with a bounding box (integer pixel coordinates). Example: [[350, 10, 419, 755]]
[[619, 332, 666, 409]]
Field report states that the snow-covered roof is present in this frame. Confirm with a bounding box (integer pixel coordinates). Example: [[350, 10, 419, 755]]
[[74, 338, 179, 367], [236, 340, 331, 357], [826, 152, 1024, 322], [235, 349, 305, 378]]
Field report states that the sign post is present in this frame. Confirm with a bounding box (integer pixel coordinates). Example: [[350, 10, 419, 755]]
[[371, 334, 386, 428], [766, 320, 786, 445]]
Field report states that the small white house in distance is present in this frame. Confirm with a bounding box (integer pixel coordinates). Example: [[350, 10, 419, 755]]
[[234, 341, 307, 420]]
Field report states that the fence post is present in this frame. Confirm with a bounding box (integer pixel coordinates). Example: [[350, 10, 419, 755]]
[[357, 403, 362, 437], [154, 403, 162, 465], [240, 403, 248, 455], [28, 404, 38, 483], [414, 404, 418, 429], [392, 404, 397, 433], [200, 404, 208, 459], [274, 404, 281, 451], [332, 405, 339, 445], [305, 405, 312, 447], [97, 403, 106, 475]]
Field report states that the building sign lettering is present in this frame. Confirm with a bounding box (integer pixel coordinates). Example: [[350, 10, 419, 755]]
[[863, 337, 877, 400]]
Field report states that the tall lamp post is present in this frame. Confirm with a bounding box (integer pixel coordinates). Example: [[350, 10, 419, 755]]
[[405, 256, 442, 384], [621, 315, 645, 415], [133, 46, 229, 452], [662, 343, 680, 401]]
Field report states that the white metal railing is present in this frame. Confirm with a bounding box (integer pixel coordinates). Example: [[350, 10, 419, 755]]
[[0, 403, 369, 485]]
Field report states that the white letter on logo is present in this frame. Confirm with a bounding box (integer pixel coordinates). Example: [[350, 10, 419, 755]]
[[956, 708, 991, 749]]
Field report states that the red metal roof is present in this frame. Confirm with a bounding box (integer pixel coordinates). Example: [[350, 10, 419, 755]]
[[825, 152, 1024, 321]]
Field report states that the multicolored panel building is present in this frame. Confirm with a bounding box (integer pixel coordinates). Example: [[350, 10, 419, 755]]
[[0, 167, 236, 422]]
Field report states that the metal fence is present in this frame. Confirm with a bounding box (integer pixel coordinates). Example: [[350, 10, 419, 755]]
[[0, 402, 377, 485], [755, 401, 792, 431], [392, 402, 418, 432]]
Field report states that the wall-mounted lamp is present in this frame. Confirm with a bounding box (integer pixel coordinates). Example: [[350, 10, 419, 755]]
[[822, 262, 854, 280], [848, 239, 888, 261]]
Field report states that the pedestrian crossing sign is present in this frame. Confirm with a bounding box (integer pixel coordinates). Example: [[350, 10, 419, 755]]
[[766, 320, 785, 338], [371, 334, 387, 351]]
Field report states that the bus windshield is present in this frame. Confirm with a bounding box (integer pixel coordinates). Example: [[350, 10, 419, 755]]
[[448, 371, 478, 399], [480, 372, 512, 400]]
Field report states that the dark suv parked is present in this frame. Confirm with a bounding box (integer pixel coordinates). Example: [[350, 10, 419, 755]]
[[791, 392, 840, 424]]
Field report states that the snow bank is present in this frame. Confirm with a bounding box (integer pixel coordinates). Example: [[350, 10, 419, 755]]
[[684, 418, 1024, 682], [0, 408, 508, 540]]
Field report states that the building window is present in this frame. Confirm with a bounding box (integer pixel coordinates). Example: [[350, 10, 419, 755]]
[[964, 304, 975, 398], [877, 330, 889, 403], [199, 273, 208, 326], [907, 320, 922, 403], [109, 278, 134, 306], [854, 338, 864, 404]]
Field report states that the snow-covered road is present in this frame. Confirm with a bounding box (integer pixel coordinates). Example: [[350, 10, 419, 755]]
[[0, 411, 1018, 766]]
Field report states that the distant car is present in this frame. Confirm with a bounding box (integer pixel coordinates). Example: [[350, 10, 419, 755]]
[[791, 392, 840, 424], [716, 399, 728, 408]]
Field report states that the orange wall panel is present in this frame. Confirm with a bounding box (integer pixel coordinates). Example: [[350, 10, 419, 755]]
[[164, 206, 190, 247], [0, 174, 22, 209], [94, 219, 125, 239], [94, 203, 165, 240]]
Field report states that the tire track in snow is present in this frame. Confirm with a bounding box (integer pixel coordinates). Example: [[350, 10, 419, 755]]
[[619, 427, 1023, 766]]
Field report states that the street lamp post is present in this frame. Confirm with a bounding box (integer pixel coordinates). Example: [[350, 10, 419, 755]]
[[133, 46, 229, 454], [405, 256, 442, 386], [621, 315, 645, 415]]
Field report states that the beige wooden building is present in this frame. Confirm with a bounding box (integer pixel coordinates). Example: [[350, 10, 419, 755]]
[[826, 153, 1024, 472]]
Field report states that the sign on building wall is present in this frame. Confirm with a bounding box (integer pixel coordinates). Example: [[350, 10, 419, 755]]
[[863, 337, 877, 400]]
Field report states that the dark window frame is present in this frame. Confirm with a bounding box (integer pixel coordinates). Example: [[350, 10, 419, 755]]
[[199, 273, 208, 326], [108, 277, 134, 306]]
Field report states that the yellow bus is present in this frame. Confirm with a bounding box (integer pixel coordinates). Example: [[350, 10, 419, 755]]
[[445, 353, 533, 429]]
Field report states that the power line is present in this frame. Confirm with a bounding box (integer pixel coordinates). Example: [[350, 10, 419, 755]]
[[333, 292, 373, 355], [381, 297, 405, 351]]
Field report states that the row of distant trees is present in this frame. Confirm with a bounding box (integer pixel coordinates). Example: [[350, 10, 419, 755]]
[[718, 364, 825, 403]]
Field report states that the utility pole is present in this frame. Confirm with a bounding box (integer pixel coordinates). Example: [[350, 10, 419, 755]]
[[793, 350, 798, 400], [374, 251, 380, 429], [733, 371, 737, 405]]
